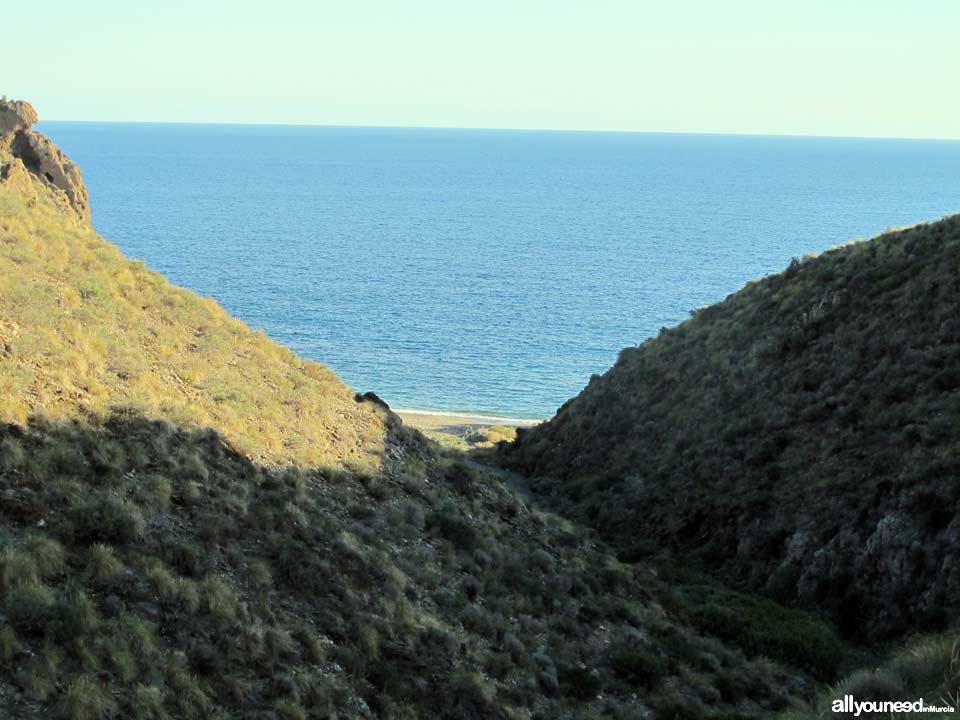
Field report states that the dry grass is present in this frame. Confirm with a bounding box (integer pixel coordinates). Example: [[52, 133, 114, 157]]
[[0, 188, 386, 469]]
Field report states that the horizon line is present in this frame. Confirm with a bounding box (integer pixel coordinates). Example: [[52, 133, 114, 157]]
[[37, 117, 960, 143]]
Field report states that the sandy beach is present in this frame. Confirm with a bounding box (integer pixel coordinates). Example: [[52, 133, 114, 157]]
[[396, 409, 541, 435]]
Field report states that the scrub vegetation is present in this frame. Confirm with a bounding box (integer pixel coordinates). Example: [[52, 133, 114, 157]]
[[506, 214, 960, 640], [0, 412, 823, 719]]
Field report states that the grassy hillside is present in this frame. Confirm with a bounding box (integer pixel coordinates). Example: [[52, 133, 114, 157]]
[[0, 187, 385, 470], [506, 215, 960, 640]]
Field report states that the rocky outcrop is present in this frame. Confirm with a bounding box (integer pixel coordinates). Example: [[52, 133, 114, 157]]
[[0, 99, 38, 135], [0, 97, 89, 221]]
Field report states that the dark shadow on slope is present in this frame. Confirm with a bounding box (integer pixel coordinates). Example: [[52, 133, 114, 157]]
[[0, 409, 846, 719]]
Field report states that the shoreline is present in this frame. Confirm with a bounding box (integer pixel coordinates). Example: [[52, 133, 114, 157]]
[[395, 408, 542, 432]]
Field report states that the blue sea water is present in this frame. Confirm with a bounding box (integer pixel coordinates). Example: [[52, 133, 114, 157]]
[[39, 122, 960, 419]]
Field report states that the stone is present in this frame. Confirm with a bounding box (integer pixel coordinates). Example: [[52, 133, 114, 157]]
[[0, 99, 38, 136], [354, 391, 390, 410], [9, 130, 90, 219], [0, 96, 90, 221], [0, 158, 38, 201]]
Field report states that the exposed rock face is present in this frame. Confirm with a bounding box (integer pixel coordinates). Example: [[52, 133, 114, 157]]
[[0, 99, 38, 135], [0, 97, 89, 221]]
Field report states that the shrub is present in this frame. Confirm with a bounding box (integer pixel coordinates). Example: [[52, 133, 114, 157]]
[[22, 534, 66, 577], [442, 670, 499, 719], [0, 545, 39, 590], [445, 462, 479, 496], [200, 576, 237, 620], [0, 625, 21, 665], [678, 584, 843, 679], [890, 634, 956, 694], [136, 475, 173, 514], [609, 645, 668, 687], [130, 684, 169, 720], [86, 543, 123, 583], [558, 664, 603, 700], [71, 491, 145, 545], [274, 698, 307, 720], [833, 668, 904, 704], [4, 581, 56, 633], [146, 561, 180, 604], [58, 676, 119, 720], [427, 505, 481, 552], [51, 581, 101, 639], [0, 436, 25, 471]]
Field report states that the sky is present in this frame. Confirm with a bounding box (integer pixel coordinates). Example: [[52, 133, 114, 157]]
[[4, 1, 958, 138]]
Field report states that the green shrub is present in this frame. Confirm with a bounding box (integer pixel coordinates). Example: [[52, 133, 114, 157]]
[[129, 684, 169, 720], [200, 576, 237, 620], [4, 581, 56, 633], [23, 534, 66, 577], [445, 461, 479, 496], [0, 625, 21, 665], [0, 545, 39, 590], [146, 560, 180, 603], [427, 505, 481, 552], [136, 474, 173, 514], [58, 676, 118, 720], [678, 584, 843, 679], [71, 491, 145, 545], [86, 543, 123, 583], [0, 436, 26, 471], [51, 581, 101, 639], [609, 645, 668, 687], [558, 664, 603, 700], [834, 668, 904, 703]]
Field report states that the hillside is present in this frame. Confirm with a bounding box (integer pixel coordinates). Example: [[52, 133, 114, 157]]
[[0, 99, 386, 470], [0, 98, 860, 720], [506, 214, 960, 640]]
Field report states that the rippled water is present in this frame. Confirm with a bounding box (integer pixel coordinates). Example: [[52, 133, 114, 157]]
[[41, 122, 960, 417]]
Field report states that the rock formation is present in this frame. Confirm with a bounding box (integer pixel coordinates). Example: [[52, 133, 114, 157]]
[[0, 97, 89, 221]]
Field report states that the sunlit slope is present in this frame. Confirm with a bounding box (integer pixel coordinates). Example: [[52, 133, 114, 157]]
[[0, 188, 386, 468]]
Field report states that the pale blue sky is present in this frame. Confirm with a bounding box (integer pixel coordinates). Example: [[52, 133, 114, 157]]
[[5, 1, 958, 138]]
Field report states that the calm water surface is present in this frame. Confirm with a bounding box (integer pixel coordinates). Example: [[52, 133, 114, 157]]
[[41, 122, 960, 417]]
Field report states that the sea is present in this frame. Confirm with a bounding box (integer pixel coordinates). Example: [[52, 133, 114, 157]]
[[39, 122, 960, 419]]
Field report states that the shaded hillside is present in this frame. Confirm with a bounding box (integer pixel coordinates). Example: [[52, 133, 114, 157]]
[[0, 411, 836, 720], [506, 215, 960, 639], [0, 101, 385, 470]]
